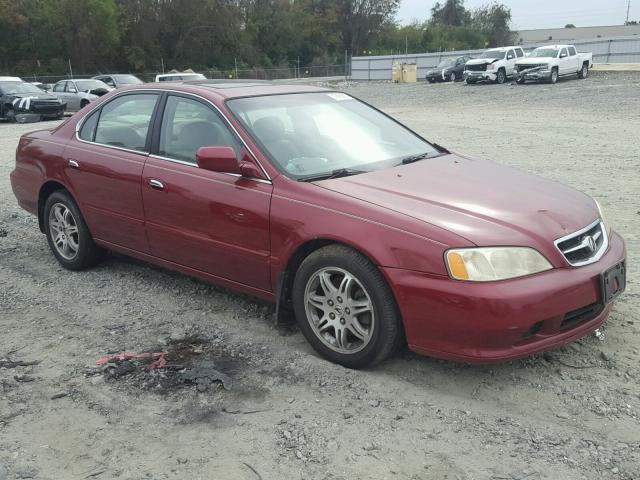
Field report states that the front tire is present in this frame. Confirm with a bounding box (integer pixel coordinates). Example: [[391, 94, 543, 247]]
[[549, 68, 559, 84], [496, 69, 506, 84], [292, 245, 403, 369], [449, 72, 456, 82], [44, 190, 105, 270]]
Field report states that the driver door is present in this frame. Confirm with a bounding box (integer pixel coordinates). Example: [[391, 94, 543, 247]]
[[505, 49, 517, 76], [141, 93, 273, 291]]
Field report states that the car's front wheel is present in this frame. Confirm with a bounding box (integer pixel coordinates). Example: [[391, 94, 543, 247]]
[[549, 68, 559, 84], [449, 72, 456, 82], [44, 190, 105, 270], [292, 245, 403, 369], [496, 69, 506, 84]]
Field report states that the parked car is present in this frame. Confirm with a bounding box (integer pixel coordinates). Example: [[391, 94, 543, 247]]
[[92, 74, 144, 89], [425, 56, 473, 83], [30, 81, 50, 92], [155, 72, 206, 82], [0, 76, 65, 122], [464, 46, 525, 84], [515, 45, 593, 84], [10, 82, 626, 368], [52, 79, 113, 112]]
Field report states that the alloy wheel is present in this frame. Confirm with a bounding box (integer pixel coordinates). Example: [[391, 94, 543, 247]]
[[48, 203, 80, 260], [304, 267, 375, 354]]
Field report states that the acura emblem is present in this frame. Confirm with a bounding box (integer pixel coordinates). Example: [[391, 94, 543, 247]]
[[585, 235, 597, 252]]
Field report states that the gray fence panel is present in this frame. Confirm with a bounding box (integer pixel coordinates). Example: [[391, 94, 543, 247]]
[[352, 35, 640, 81]]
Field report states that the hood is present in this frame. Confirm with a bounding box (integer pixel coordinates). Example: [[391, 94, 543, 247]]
[[315, 154, 598, 249], [466, 58, 499, 66], [8, 92, 61, 102], [517, 57, 554, 65]]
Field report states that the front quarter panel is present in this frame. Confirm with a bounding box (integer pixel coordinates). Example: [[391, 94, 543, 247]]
[[269, 178, 475, 286]]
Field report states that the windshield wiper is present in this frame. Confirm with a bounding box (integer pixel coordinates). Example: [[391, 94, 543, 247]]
[[298, 168, 366, 182]]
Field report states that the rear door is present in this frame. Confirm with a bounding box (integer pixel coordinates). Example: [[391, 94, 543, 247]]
[[559, 48, 573, 75], [141, 93, 273, 291], [64, 92, 160, 253]]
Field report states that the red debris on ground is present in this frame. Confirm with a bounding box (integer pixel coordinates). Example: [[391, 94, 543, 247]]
[[96, 352, 168, 370]]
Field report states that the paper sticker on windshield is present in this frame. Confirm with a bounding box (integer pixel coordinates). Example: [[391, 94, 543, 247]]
[[326, 93, 352, 101]]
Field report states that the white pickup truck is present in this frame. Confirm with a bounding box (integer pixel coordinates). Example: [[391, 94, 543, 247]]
[[464, 46, 526, 84], [515, 45, 593, 84]]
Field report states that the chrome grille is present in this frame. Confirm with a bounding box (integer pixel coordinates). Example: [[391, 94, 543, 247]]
[[555, 220, 608, 266], [518, 64, 545, 72], [466, 64, 487, 72]]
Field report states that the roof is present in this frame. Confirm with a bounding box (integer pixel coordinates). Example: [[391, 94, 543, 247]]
[[533, 45, 574, 49], [486, 46, 521, 52], [137, 81, 331, 99], [516, 24, 640, 45], [0, 76, 22, 82]]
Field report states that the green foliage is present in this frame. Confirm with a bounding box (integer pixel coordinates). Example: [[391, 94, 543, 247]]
[[0, 0, 513, 75]]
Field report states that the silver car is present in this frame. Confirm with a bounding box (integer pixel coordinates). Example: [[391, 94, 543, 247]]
[[92, 74, 144, 89], [52, 79, 113, 112]]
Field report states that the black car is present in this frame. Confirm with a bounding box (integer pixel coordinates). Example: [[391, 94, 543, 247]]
[[426, 56, 473, 83], [0, 78, 66, 122]]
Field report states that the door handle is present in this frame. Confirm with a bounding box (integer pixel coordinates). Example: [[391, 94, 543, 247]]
[[68, 159, 80, 169], [149, 179, 164, 191]]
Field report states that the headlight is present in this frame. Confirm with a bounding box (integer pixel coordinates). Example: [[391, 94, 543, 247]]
[[445, 247, 552, 282], [486, 63, 496, 70], [595, 199, 611, 235]]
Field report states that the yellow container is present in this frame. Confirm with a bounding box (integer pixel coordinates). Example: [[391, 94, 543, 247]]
[[392, 63, 402, 82], [401, 63, 417, 83]]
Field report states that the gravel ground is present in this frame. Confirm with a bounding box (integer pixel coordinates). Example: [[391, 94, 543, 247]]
[[1, 72, 639, 480]]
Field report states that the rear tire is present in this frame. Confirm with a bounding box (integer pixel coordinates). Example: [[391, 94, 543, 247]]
[[44, 190, 105, 270], [292, 245, 403, 369], [578, 64, 589, 79]]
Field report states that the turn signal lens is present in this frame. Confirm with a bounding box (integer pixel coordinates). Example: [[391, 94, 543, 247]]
[[447, 252, 469, 280], [445, 247, 552, 282]]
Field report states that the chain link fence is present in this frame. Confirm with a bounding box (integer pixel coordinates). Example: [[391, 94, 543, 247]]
[[18, 63, 350, 85]]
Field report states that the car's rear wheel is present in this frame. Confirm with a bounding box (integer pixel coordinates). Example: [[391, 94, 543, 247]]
[[44, 190, 105, 270], [496, 69, 506, 84], [578, 64, 589, 79], [292, 245, 402, 369]]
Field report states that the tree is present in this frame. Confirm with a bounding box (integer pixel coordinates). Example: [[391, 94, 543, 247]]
[[430, 0, 469, 27], [565, 24, 576, 28], [470, 2, 514, 47]]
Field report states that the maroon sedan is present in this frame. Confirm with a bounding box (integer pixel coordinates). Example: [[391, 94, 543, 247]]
[[10, 82, 626, 368]]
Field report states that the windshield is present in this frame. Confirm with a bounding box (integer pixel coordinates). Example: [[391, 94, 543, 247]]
[[437, 58, 457, 68], [227, 92, 439, 180], [480, 50, 504, 59], [0, 81, 44, 95], [113, 75, 143, 85], [76, 80, 110, 91], [530, 48, 560, 58]]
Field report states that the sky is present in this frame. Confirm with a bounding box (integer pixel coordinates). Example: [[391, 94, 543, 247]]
[[397, 0, 637, 30]]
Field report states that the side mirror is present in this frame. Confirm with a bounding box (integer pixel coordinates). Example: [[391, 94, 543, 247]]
[[196, 146, 241, 174]]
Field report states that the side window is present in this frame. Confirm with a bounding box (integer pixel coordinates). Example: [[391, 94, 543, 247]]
[[560, 48, 568, 57], [159, 95, 241, 164], [53, 82, 65, 93], [102, 77, 115, 88], [66, 82, 77, 93], [79, 109, 100, 141], [507, 49, 515, 60], [516, 48, 524, 58], [94, 93, 158, 151], [569, 47, 577, 56]]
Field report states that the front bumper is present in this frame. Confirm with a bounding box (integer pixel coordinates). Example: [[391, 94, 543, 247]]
[[465, 71, 498, 82], [517, 69, 552, 82], [383, 231, 626, 363]]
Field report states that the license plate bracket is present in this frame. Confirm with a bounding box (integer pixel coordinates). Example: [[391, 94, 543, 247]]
[[601, 261, 626, 305]]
